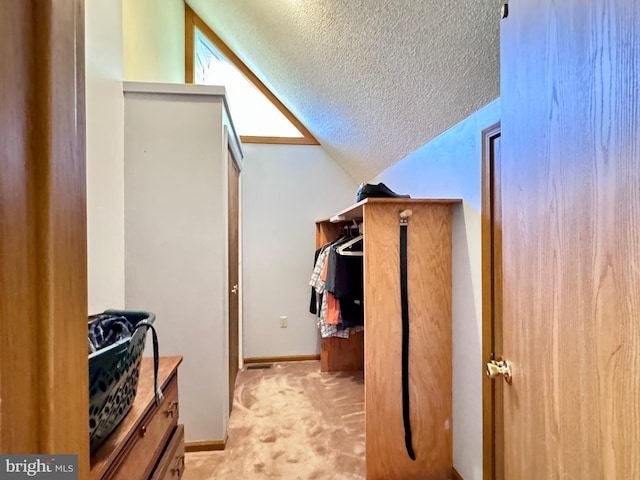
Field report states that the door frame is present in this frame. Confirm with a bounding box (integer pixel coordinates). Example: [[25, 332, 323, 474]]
[[0, 1, 89, 476], [481, 121, 502, 480], [227, 150, 240, 412]]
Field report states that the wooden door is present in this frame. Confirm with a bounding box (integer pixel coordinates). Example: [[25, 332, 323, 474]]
[[499, 0, 640, 477], [0, 0, 89, 476], [228, 153, 240, 412]]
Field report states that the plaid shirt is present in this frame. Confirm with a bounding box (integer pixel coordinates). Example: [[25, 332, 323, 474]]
[[309, 246, 330, 294]]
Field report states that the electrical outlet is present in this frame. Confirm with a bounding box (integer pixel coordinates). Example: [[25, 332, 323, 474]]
[[279, 316, 287, 328]]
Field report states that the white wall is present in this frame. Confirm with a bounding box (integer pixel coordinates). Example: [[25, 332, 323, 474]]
[[122, 0, 185, 83], [86, 0, 125, 313], [241, 144, 359, 358], [86, 0, 185, 314], [370, 98, 500, 480]]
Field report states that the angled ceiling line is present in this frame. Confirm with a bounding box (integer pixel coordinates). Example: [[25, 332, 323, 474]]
[[184, 3, 320, 146]]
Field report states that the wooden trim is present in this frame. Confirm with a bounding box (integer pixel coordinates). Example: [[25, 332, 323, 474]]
[[481, 121, 501, 480], [184, 3, 194, 83], [183, 4, 319, 146], [185, 437, 227, 453], [452, 466, 464, 480], [240, 135, 319, 145], [243, 354, 321, 364], [0, 1, 88, 476]]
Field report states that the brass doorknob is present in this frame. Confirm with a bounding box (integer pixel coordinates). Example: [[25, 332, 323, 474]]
[[486, 357, 512, 384]]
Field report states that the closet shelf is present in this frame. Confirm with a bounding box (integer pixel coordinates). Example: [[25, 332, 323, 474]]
[[326, 197, 461, 223]]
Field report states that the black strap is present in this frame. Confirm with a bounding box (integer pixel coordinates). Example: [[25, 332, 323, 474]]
[[133, 321, 163, 405], [400, 216, 416, 461]]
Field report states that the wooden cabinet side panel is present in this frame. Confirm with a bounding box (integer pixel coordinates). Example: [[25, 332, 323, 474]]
[[364, 203, 453, 480], [320, 332, 364, 372], [315, 221, 341, 249]]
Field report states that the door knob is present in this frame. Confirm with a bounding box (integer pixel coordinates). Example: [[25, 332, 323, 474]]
[[231, 284, 238, 294], [486, 357, 512, 384]]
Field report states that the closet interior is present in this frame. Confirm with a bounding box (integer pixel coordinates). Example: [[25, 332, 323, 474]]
[[313, 197, 460, 480]]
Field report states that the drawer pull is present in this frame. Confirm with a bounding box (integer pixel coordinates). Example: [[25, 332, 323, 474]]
[[170, 454, 185, 476], [139, 425, 147, 437], [171, 455, 184, 477], [164, 400, 179, 418]]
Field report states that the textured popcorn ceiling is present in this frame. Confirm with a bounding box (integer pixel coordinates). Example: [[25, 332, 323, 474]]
[[187, 0, 501, 182]]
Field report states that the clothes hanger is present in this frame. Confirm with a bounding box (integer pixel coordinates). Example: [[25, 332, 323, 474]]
[[337, 234, 363, 256]]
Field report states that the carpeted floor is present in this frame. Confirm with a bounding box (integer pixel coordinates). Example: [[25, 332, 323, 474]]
[[183, 361, 365, 480]]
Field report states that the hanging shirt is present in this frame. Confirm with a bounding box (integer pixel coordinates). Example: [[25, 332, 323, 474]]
[[325, 243, 364, 328], [323, 257, 341, 325], [309, 246, 323, 315], [309, 245, 330, 295]]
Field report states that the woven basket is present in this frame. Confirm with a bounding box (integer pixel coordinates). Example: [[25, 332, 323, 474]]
[[88, 310, 157, 454]]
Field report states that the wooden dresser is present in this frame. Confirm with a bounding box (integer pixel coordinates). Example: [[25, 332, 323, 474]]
[[90, 356, 185, 480]]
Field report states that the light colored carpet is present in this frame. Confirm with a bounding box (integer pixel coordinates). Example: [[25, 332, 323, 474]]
[[183, 361, 365, 480]]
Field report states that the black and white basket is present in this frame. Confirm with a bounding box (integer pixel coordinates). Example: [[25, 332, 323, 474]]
[[88, 310, 160, 454]]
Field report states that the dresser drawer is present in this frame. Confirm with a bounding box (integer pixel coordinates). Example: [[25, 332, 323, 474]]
[[151, 424, 185, 480], [111, 375, 179, 480]]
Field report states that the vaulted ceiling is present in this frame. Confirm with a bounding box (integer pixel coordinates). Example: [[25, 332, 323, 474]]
[[187, 0, 501, 181]]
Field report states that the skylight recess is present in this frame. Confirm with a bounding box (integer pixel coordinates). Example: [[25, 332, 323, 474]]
[[193, 28, 303, 138], [185, 5, 318, 144]]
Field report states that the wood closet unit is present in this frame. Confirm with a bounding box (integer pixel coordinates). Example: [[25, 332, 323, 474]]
[[316, 198, 459, 480]]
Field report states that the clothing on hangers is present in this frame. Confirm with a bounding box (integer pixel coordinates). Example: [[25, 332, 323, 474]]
[[325, 242, 364, 328], [309, 231, 364, 338]]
